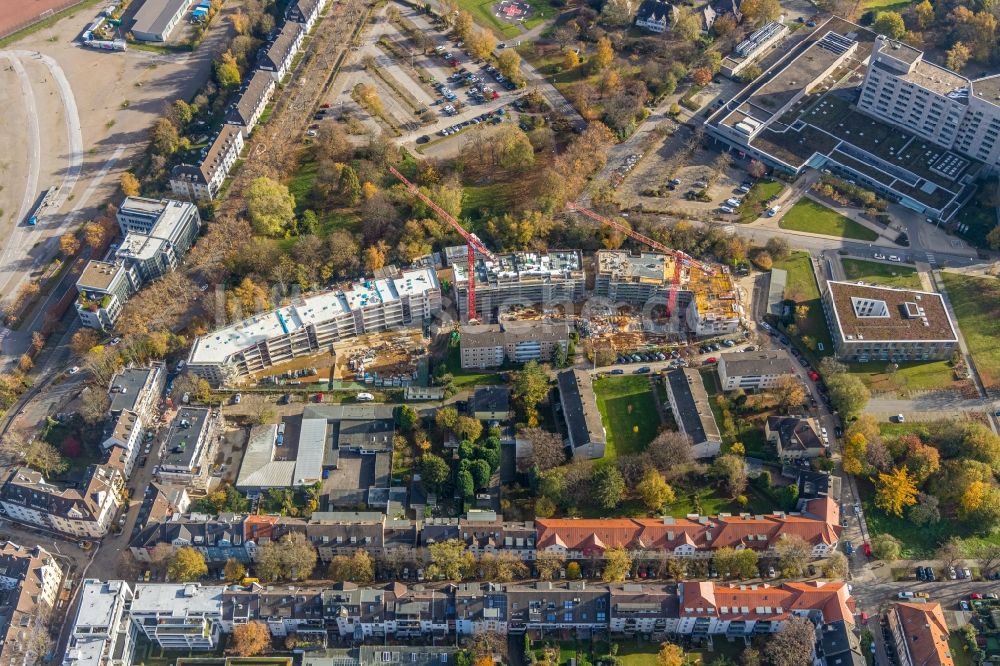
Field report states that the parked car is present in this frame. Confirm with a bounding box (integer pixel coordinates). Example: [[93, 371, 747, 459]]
[[610, 369, 624, 375]]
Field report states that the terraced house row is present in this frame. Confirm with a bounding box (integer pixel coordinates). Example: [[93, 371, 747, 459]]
[[64, 578, 857, 666], [126, 497, 841, 565]]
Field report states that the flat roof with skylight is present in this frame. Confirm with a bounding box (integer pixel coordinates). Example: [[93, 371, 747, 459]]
[[826, 281, 957, 342]]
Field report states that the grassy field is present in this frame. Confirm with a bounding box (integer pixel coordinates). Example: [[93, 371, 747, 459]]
[[779, 199, 879, 241], [940, 272, 1000, 391], [462, 182, 515, 221], [701, 370, 773, 459], [592, 375, 661, 459], [841, 258, 922, 289], [862, 0, 916, 12], [848, 360, 958, 394], [738, 180, 785, 222], [773, 252, 834, 366], [456, 0, 523, 37]]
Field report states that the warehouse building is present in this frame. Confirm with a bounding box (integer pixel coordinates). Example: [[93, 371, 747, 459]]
[[130, 0, 193, 42]]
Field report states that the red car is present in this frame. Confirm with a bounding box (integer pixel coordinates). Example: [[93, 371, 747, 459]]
[[315, 392, 324, 403], [809, 371, 819, 381], [863, 543, 872, 557], [705, 357, 717, 364], [971, 593, 984, 600], [320, 103, 331, 108]]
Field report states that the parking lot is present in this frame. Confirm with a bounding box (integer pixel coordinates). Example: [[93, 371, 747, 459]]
[[321, 5, 525, 149]]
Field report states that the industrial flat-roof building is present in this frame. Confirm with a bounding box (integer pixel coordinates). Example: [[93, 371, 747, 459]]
[[717, 350, 796, 391], [449, 247, 585, 323], [187, 267, 441, 385], [663, 368, 721, 458], [594, 250, 742, 338], [130, 0, 193, 42], [556, 370, 605, 460], [821, 281, 958, 363]]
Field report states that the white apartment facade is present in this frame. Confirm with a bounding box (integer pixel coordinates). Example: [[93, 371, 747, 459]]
[[129, 583, 224, 650], [859, 35, 1000, 171], [717, 350, 796, 391], [187, 268, 441, 385], [64, 581, 137, 666]]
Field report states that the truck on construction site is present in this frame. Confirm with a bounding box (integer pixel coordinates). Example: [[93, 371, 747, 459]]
[[83, 38, 127, 51], [24, 186, 59, 226]]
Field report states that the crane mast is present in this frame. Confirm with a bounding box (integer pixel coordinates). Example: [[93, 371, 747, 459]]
[[565, 203, 716, 317], [388, 166, 497, 321]]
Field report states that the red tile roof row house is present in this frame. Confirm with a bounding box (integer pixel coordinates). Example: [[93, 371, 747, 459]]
[[535, 497, 841, 559]]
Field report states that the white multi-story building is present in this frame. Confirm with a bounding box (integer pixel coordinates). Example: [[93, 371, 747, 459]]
[[259, 22, 304, 81], [0, 543, 63, 666], [77, 199, 201, 330], [821, 281, 958, 363], [860, 35, 1000, 171], [450, 248, 585, 323], [64, 580, 137, 666], [717, 350, 796, 390], [287, 0, 328, 32], [156, 408, 218, 490], [187, 267, 441, 385], [129, 583, 224, 650], [0, 466, 123, 539], [169, 126, 244, 201]]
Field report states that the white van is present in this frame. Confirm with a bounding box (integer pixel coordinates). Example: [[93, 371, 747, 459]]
[[357, 392, 375, 402], [766, 205, 782, 217]]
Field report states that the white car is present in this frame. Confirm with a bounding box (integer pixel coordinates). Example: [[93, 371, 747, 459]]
[[898, 591, 915, 599], [233, 393, 242, 405], [766, 205, 782, 217], [719, 206, 735, 214], [888, 255, 901, 262], [306, 130, 317, 137], [68, 366, 80, 375], [725, 197, 742, 207], [873, 253, 886, 260], [356, 392, 375, 402]]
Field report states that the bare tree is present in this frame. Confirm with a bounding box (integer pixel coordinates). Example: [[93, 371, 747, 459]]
[[646, 431, 693, 473], [519, 427, 567, 471]]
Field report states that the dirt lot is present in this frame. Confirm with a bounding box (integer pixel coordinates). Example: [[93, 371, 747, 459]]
[[0, 1, 238, 327], [0, 0, 81, 37]]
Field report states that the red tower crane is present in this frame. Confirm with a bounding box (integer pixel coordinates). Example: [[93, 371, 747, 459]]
[[388, 166, 497, 321], [565, 203, 716, 317]]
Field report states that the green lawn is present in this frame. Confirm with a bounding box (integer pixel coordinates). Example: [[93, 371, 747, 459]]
[[779, 199, 879, 241], [666, 485, 773, 518], [949, 636, 977, 666], [443, 346, 504, 387], [848, 360, 958, 394], [940, 273, 1000, 391], [772, 252, 834, 367], [462, 182, 515, 221], [738, 180, 785, 222], [863, 0, 916, 11], [456, 0, 522, 37], [841, 258, 922, 289], [592, 375, 662, 459], [701, 370, 773, 460]]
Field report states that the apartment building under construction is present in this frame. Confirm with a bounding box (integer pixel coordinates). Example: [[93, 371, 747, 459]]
[[187, 268, 441, 385], [449, 247, 586, 322], [594, 250, 742, 337]]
